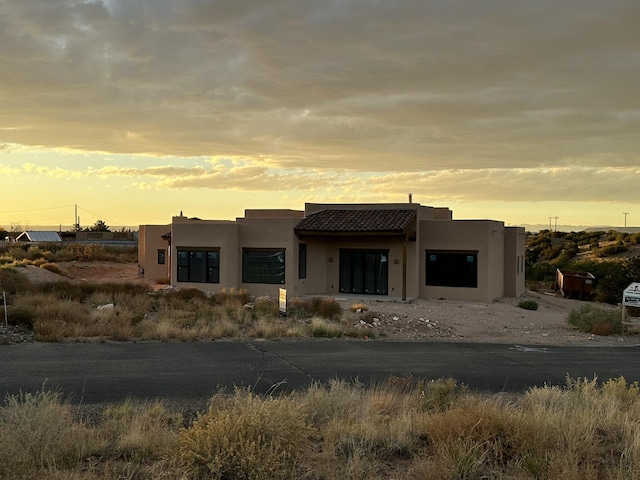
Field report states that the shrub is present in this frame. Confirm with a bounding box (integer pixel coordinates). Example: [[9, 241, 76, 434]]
[[178, 389, 311, 479], [287, 296, 343, 319], [212, 288, 253, 306], [517, 299, 539, 311], [567, 304, 622, 335], [40, 262, 64, 276], [309, 318, 343, 338], [166, 287, 208, 302], [0, 389, 97, 475], [314, 297, 343, 319], [6, 305, 35, 329], [100, 399, 181, 461], [0, 266, 32, 294], [252, 296, 279, 318]]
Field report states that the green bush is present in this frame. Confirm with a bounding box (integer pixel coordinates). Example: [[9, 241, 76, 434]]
[[567, 305, 622, 336], [518, 299, 539, 311]]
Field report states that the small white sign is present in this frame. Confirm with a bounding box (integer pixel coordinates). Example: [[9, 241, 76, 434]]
[[279, 288, 287, 316], [623, 282, 640, 307]]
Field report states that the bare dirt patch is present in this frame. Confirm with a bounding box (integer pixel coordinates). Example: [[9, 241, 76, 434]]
[[20, 261, 142, 284], [15, 262, 638, 346], [337, 293, 635, 347]]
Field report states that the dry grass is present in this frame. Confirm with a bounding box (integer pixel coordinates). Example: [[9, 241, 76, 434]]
[[3, 270, 352, 342], [2, 377, 640, 479]]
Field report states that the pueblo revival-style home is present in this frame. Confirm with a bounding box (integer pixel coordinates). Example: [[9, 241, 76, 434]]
[[138, 202, 526, 303]]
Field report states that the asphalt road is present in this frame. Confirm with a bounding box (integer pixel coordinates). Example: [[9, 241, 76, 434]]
[[2, 341, 639, 404]]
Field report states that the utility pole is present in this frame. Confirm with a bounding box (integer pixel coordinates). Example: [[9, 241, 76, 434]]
[[623, 213, 629, 233], [548, 217, 553, 231], [554, 216, 559, 232]]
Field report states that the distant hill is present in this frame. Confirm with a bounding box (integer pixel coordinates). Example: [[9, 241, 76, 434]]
[[518, 224, 640, 234]]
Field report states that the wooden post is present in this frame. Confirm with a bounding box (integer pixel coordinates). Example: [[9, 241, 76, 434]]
[[402, 239, 407, 301]]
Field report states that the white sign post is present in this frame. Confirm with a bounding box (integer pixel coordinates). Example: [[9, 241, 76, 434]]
[[622, 283, 640, 330]]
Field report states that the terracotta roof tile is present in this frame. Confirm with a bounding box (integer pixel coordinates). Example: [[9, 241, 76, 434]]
[[294, 209, 417, 235]]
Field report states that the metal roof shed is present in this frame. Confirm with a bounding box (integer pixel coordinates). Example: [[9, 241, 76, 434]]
[[15, 231, 63, 242]]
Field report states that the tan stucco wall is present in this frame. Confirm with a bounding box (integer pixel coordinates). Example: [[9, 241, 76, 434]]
[[236, 216, 305, 297], [419, 220, 505, 302], [140, 203, 521, 303], [170, 217, 239, 293], [503, 227, 526, 297], [244, 209, 304, 219], [138, 225, 170, 283], [300, 236, 414, 299]]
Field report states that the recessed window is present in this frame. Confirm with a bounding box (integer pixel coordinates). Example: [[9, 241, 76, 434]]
[[157, 249, 166, 265], [177, 249, 219, 283], [426, 250, 478, 288], [298, 244, 307, 279], [242, 248, 285, 284]]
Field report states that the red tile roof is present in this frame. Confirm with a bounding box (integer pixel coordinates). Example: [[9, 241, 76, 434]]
[[294, 209, 417, 236]]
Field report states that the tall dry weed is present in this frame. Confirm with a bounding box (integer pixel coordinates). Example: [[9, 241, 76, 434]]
[[100, 399, 181, 461], [178, 388, 311, 480], [0, 390, 98, 476]]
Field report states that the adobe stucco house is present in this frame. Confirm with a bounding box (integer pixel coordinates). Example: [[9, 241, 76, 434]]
[[138, 202, 526, 302]]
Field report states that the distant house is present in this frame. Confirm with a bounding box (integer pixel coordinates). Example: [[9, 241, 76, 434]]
[[15, 231, 62, 243], [139, 202, 526, 303]]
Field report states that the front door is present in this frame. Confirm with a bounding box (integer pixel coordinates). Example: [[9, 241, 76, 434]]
[[339, 250, 389, 295]]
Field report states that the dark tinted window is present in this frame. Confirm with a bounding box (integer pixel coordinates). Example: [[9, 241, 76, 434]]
[[242, 249, 285, 284], [426, 251, 477, 288], [176, 249, 219, 283]]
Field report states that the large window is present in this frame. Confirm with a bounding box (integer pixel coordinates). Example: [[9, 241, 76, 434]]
[[177, 249, 220, 283], [298, 244, 307, 279], [425, 250, 477, 288], [242, 248, 285, 284], [339, 250, 389, 295]]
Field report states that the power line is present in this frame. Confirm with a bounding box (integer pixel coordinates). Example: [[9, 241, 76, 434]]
[[0, 205, 74, 214], [76, 205, 124, 227]]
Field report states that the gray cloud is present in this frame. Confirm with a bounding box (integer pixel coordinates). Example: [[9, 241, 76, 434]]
[[1, 0, 639, 193]]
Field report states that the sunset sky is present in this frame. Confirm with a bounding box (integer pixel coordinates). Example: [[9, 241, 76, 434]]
[[1, 0, 639, 231]]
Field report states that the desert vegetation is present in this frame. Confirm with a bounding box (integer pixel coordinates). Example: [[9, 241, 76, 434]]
[[0, 242, 137, 265], [526, 229, 640, 304], [1, 376, 640, 479], [0, 265, 370, 342]]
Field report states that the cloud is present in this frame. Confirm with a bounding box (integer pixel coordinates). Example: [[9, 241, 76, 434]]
[[17, 156, 640, 205], [0, 0, 638, 176]]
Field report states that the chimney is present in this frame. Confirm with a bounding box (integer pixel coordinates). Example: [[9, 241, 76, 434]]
[[408, 193, 413, 204]]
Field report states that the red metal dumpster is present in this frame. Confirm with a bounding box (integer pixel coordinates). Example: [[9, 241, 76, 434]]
[[555, 269, 595, 300]]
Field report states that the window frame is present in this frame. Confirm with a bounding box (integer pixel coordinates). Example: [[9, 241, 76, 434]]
[[425, 250, 478, 288], [176, 248, 220, 283], [242, 248, 286, 285], [298, 243, 307, 279], [157, 249, 166, 265]]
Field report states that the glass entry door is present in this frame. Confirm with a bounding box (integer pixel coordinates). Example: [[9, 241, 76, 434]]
[[339, 250, 389, 295]]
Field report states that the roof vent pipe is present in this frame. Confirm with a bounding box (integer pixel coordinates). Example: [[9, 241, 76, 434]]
[[408, 193, 412, 203]]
